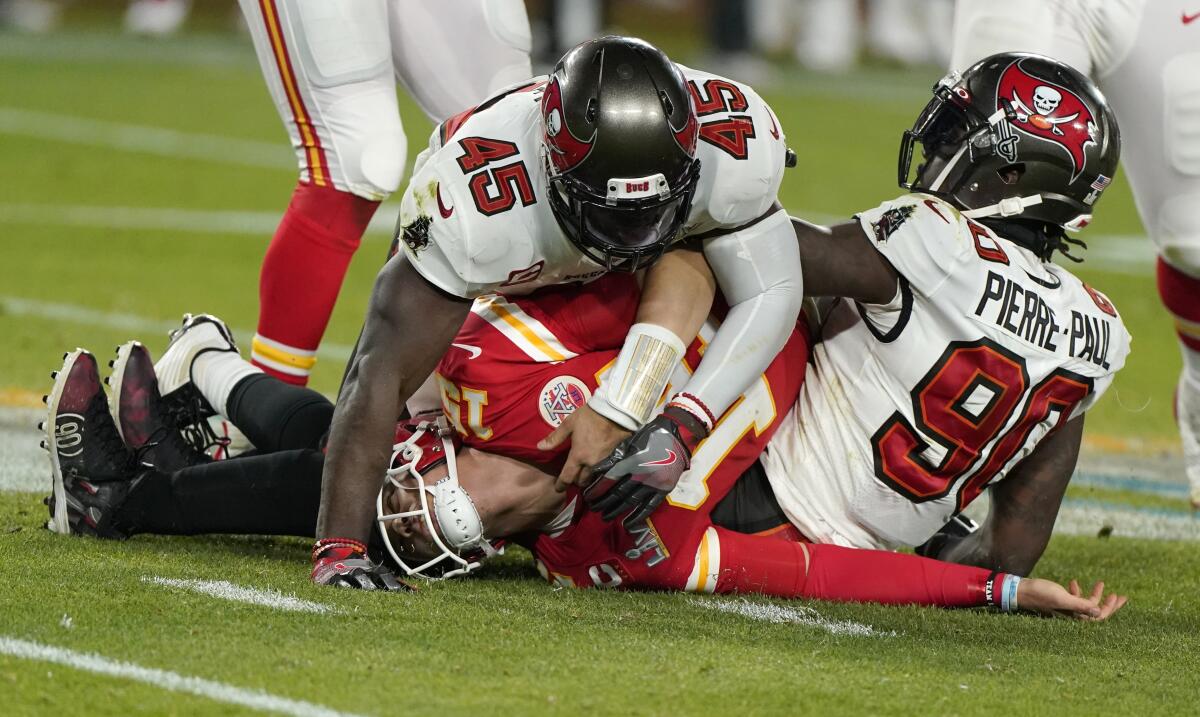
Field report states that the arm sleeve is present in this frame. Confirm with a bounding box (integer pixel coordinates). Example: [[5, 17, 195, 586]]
[[676, 209, 803, 421], [710, 527, 1002, 608]]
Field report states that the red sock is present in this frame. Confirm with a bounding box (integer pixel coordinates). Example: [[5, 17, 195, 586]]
[[253, 182, 379, 385], [1157, 257, 1200, 355]]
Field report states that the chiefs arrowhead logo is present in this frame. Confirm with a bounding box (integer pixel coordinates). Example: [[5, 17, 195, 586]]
[[996, 60, 1097, 181]]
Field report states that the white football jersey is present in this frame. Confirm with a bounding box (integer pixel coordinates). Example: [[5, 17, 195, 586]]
[[762, 194, 1131, 550], [394, 66, 788, 298]]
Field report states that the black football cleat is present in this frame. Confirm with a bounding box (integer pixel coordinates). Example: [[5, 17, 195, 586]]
[[43, 349, 140, 538], [108, 341, 211, 471]]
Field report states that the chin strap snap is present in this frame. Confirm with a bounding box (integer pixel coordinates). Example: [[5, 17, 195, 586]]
[[962, 194, 1043, 219]]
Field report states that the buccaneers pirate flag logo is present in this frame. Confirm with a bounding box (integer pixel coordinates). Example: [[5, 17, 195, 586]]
[[996, 60, 1097, 180]]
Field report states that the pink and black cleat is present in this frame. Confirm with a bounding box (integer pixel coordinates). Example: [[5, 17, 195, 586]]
[[108, 341, 211, 472], [42, 349, 139, 538]]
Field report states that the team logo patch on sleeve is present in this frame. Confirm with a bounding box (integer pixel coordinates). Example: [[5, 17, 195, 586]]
[[539, 376, 592, 427], [400, 215, 432, 254], [870, 204, 916, 243], [997, 59, 1097, 180]]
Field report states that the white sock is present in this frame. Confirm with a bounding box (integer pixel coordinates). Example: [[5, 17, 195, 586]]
[[1181, 340, 1200, 388], [191, 350, 263, 417]]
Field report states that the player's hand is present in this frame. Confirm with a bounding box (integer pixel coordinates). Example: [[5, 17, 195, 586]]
[[311, 539, 413, 592], [1017, 578, 1126, 621], [538, 403, 631, 492], [585, 408, 705, 526]]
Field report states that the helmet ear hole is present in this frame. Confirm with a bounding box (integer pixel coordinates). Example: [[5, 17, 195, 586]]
[[660, 91, 674, 115], [585, 98, 599, 123], [997, 163, 1025, 185]]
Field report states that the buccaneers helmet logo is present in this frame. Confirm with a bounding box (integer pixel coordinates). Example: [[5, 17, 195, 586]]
[[996, 60, 1097, 180], [542, 77, 594, 174]]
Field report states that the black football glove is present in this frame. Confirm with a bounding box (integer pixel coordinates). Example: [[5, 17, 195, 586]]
[[585, 408, 706, 528], [311, 539, 412, 592]]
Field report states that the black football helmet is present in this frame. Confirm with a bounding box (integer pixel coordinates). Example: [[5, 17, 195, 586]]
[[899, 52, 1120, 257], [542, 36, 701, 272]]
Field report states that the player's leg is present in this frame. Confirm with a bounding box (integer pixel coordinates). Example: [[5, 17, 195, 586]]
[[154, 314, 334, 453], [117, 450, 325, 537], [948, 0, 1094, 73], [43, 347, 327, 538], [1093, 2, 1200, 504], [236, 0, 406, 385], [386, 0, 532, 122]]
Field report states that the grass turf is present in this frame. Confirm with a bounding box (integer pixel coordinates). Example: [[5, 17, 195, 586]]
[[2, 494, 1199, 716], [1, 24, 1195, 716]]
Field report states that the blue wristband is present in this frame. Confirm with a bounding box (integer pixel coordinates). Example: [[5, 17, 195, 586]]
[[1001, 574, 1021, 612]]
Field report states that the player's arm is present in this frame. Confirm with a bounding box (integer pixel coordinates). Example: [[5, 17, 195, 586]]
[[584, 205, 806, 524], [927, 416, 1085, 576], [681, 526, 1123, 619], [792, 218, 900, 304], [542, 245, 718, 488], [314, 255, 471, 588]]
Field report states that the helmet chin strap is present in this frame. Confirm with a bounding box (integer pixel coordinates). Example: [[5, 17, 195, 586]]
[[375, 419, 499, 579], [961, 194, 1043, 219], [429, 439, 495, 555]]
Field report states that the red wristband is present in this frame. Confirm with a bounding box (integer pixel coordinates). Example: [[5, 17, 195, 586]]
[[312, 537, 368, 562]]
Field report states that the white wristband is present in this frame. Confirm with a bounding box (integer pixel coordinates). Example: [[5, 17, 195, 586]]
[[589, 322, 686, 431]]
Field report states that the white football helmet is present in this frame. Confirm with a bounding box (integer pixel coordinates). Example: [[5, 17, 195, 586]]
[[374, 417, 502, 579]]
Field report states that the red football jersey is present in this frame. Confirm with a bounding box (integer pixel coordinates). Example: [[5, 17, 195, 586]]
[[529, 325, 812, 591], [434, 272, 640, 467]]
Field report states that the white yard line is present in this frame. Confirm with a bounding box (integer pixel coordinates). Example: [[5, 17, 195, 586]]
[[143, 576, 337, 615], [0, 202, 1151, 273], [0, 636, 364, 717], [0, 202, 401, 237], [0, 295, 354, 362], [1056, 500, 1200, 542], [0, 107, 290, 169], [693, 597, 895, 637]]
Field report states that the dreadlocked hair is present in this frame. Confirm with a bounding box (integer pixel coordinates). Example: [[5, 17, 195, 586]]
[[979, 218, 1087, 263]]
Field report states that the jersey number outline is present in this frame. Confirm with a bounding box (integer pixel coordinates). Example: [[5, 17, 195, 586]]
[[435, 373, 494, 441], [687, 79, 756, 160], [871, 338, 1092, 509], [456, 136, 536, 216]]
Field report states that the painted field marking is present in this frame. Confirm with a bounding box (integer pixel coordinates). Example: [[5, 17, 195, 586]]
[[0, 202, 401, 238], [0, 636, 365, 717], [0, 202, 1152, 273], [693, 597, 895, 637], [0, 107, 291, 169], [0, 295, 354, 362], [1056, 499, 1200, 542], [143, 576, 337, 614]]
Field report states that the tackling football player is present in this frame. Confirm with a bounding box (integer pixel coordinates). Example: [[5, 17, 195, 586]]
[[39, 296, 1122, 619], [949, 0, 1200, 507], [318, 36, 804, 588]]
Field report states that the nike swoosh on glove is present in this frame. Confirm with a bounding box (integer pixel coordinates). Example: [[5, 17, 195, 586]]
[[585, 407, 707, 528]]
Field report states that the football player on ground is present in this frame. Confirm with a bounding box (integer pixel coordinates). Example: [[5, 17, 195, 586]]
[[39, 281, 1123, 619], [949, 0, 1200, 507], [317, 36, 804, 588], [233, 0, 532, 387]]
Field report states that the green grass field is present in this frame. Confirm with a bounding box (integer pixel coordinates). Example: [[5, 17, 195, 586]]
[[1, 18, 1198, 717]]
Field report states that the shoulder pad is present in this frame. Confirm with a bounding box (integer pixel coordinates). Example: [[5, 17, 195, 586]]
[[679, 66, 788, 233], [856, 194, 974, 293], [395, 102, 550, 297]]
